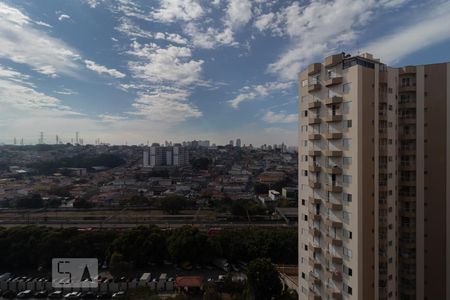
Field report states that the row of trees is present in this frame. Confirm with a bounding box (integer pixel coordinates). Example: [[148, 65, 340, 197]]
[[28, 153, 125, 175], [0, 226, 297, 270]]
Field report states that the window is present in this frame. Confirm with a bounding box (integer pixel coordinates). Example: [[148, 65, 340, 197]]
[[343, 175, 352, 184], [343, 138, 352, 148], [343, 101, 352, 113], [343, 211, 351, 222], [301, 95, 308, 102], [344, 265, 353, 276], [344, 193, 352, 203], [304, 110, 308, 117], [347, 120, 352, 128], [343, 157, 352, 165], [303, 140, 307, 147], [343, 82, 352, 93], [301, 79, 308, 87], [343, 247, 352, 258], [327, 68, 336, 79], [303, 170, 308, 176], [302, 199, 305, 206], [343, 229, 352, 239]]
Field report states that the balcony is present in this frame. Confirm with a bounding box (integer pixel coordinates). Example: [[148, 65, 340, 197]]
[[309, 227, 321, 237], [326, 202, 343, 211], [309, 164, 321, 173], [326, 235, 342, 246], [308, 294, 321, 300], [324, 54, 343, 68], [309, 133, 322, 140], [308, 63, 322, 75], [308, 150, 322, 157], [309, 258, 321, 269], [399, 101, 416, 109], [308, 117, 321, 125], [308, 83, 321, 92], [309, 180, 321, 189], [400, 133, 416, 140], [325, 269, 343, 282], [327, 253, 343, 265], [325, 76, 343, 87], [326, 288, 343, 300], [325, 96, 343, 105], [325, 219, 343, 228], [326, 132, 342, 140], [399, 66, 416, 75], [308, 100, 321, 109], [325, 183, 342, 193], [309, 276, 321, 287], [325, 150, 342, 157], [325, 115, 343, 123], [399, 85, 416, 93], [310, 243, 322, 254], [309, 196, 321, 204], [325, 166, 342, 175]]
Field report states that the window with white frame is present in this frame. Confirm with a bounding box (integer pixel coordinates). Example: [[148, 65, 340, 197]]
[[343, 138, 352, 148], [343, 175, 352, 184], [343, 157, 352, 165], [343, 247, 352, 258], [302, 79, 308, 87], [343, 82, 352, 93]]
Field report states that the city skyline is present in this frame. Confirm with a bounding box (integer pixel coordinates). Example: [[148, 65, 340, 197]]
[[1, 0, 450, 146]]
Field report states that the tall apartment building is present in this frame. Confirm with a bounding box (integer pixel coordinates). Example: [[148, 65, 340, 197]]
[[298, 52, 450, 300], [147, 143, 189, 167]]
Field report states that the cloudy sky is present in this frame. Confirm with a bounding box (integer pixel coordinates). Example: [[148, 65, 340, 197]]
[[0, 0, 450, 146]]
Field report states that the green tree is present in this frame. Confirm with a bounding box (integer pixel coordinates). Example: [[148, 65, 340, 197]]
[[246, 258, 282, 300], [110, 226, 166, 267], [167, 226, 217, 264], [203, 283, 221, 300], [160, 194, 187, 214], [17, 194, 43, 208], [191, 157, 210, 170], [109, 251, 132, 278], [253, 183, 269, 194]]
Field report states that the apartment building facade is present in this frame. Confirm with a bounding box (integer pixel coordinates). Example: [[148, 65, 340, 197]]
[[298, 52, 450, 300]]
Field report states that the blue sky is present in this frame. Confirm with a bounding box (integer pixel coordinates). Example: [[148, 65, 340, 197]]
[[0, 0, 450, 146]]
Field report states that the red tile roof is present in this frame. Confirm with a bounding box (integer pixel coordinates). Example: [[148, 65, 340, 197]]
[[175, 276, 204, 288]]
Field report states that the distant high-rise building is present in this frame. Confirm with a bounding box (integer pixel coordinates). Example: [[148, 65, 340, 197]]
[[143, 150, 150, 167], [229, 140, 234, 147], [298, 52, 450, 300], [75, 132, 79, 144], [236, 138, 241, 148], [147, 143, 189, 167]]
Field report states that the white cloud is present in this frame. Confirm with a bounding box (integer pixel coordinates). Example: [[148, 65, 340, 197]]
[[152, 0, 204, 23], [0, 3, 80, 76], [225, 0, 252, 29], [35, 21, 52, 28], [54, 88, 77, 95], [263, 0, 416, 80], [127, 41, 203, 85], [363, 1, 450, 64], [184, 23, 236, 49], [228, 81, 292, 109], [262, 111, 297, 124], [130, 89, 202, 122], [58, 14, 71, 21], [84, 60, 126, 78], [98, 114, 128, 122], [115, 17, 153, 39], [0, 65, 78, 115]]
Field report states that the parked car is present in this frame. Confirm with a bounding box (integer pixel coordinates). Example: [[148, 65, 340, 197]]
[[48, 290, 64, 299], [81, 291, 96, 299], [96, 293, 111, 299], [16, 289, 33, 298], [65, 291, 82, 299], [34, 290, 48, 298], [112, 291, 126, 299]]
